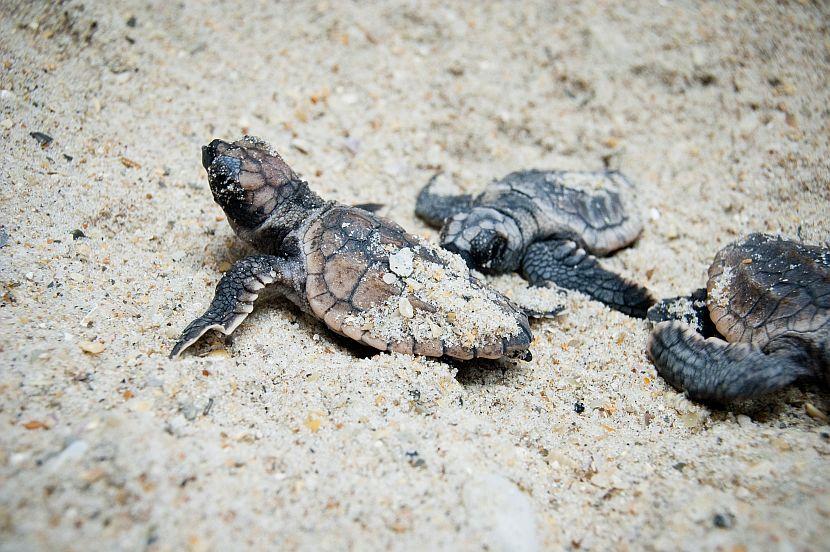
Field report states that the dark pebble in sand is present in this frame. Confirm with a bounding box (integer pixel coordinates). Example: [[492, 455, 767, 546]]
[[70, 229, 86, 240], [0, 228, 8, 248], [574, 401, 585, 414], [713, 513, 735, 529], [30, 132, 53, 147]]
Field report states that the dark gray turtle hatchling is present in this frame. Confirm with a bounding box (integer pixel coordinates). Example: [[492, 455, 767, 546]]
[[415, 169, 654, 317], [170, 137, 532, 361], [647, 233, 830, 403]]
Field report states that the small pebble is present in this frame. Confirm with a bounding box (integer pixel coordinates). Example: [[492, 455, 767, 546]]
[[382, 272, 398, 285], [78, 340, 105, 355], [290, 139, 310, 154], [29, 131, 53, 147], [180, 402, 199, 421], [120, 156, 141, 169], [343, 137, 360, 155], [736, 414, 753, 428], [304, 413, 322, 432], [713, 513, 735, 529], [691, 46, 706, 67], [0, 228, 8, 248], [388, 247, 414, 277], [70, 229, 86, 240], [805, 403, 829, 423], [46, 440, 88, 473], [23, 420, 48, 430], [574, 401, 585, 414], [398, 297, 414, 318]]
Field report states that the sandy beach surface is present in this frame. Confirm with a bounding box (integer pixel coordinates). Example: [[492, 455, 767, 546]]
[[1, 1, 829, 549]]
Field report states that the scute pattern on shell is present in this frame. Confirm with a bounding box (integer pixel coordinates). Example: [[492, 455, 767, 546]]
[[302, 206, 530, 359], [481, 170, 643, 255], [706, 233, 830, 348]]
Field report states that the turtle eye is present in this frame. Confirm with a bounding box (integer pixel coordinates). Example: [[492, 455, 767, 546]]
[[470, 230, 507, 268]]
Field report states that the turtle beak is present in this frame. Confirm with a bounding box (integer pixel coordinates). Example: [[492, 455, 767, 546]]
[[202, 139, 231, 170], [469, 229, 508, 270], [201, 142, 253, 228]]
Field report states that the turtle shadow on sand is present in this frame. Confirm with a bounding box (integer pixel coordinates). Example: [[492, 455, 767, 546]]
[[705, 383, 829, 425], [454, 360, 527, 387]]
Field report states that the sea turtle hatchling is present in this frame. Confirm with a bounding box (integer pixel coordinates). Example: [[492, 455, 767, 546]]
[[170, 137, 532, 361], [647, 233, 830, 403], [415, 169, 654, 317]]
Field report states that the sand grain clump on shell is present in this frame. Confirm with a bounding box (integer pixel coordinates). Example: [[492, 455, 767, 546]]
[[345, 244, 521, 349]]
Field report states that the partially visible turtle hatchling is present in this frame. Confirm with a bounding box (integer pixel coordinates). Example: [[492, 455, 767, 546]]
[[415, 170, 655, 317], [170, 137, 532, 361], [647, 233, 830, 403]]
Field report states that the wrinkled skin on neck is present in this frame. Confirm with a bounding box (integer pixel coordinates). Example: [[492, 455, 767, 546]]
[[202, 136, 327, 253]]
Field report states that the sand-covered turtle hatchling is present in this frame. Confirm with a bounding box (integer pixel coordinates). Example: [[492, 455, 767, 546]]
[[415, 169, 654, 317], [647, 233, 830, 403], [170, 137, 532, 361]]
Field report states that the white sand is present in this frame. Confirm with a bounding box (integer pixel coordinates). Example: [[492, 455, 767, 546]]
[[1, 1, 829, 549]]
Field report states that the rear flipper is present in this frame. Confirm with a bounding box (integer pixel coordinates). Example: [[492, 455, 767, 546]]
[[170, 255, 295, 358], [415, 173, 473, 228], [521, 239, 654, 318], [647, 288, 719, 338], [647, 321, 808, 403]]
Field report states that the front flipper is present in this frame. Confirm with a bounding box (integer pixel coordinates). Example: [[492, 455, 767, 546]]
[[647, 321, 808, 403], [170, 255, 295, 358], [521, 239, 654, 318], [647, 288, 719, 338], [415, 173, 473, 228]]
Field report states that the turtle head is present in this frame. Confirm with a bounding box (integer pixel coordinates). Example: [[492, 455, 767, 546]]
[[201, 136, 301, 232], [440, 207, 523, 273], [201, 137, 326, 253]]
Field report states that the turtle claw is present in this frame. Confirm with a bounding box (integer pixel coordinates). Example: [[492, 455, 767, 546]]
[[169, 318, 237, 359], [523, 305, 565, 319]]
